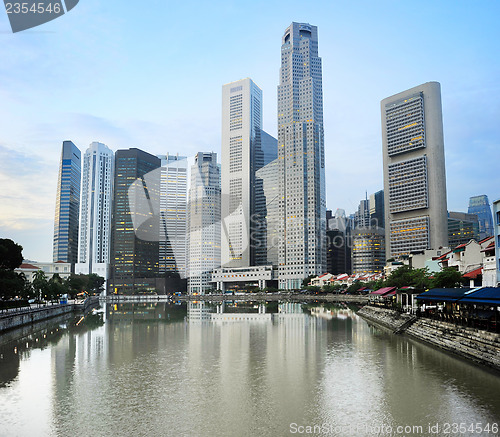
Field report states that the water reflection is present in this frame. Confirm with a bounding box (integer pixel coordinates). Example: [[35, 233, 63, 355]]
[[0, 301, 499, 436]]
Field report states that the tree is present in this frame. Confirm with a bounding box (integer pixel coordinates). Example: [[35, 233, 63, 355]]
[[66, 274, 88, 298], [0, 238, 23, 270], [0, 269, 24, 300], [384, 265, 432, 290], [302, 275, 315, 288], [33, 270, 49, 302], [431, 267, 463, 288], [87, 274, 105, 294]]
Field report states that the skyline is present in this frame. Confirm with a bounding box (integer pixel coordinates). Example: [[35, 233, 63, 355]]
[[1, 1, 499, 261]]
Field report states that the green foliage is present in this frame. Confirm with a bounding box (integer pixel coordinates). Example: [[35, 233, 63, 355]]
[[0, 269, 25, 300], [306, 285, 320, 293], [383, 265, 432, 290], [66, 274, 88, 298], [431, 267, 463, 288], [87, 274, 105, 294], [346, 282, 365, 294], [302, 275, 315, 288], [322, 284, 335, 293], [0, 238, 23, 270]]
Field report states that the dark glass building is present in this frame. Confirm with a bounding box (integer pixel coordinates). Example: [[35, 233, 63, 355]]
[[468, 195, 494, 240], [53, 141, 81, 265], [448, 211, 480, 247], [109, 148, 161, 294]]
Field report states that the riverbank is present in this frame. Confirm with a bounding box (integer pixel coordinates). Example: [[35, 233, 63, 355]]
[[0, 297, 100, 333], [358, 306, 500, 372], [105, 293, 370, 303]]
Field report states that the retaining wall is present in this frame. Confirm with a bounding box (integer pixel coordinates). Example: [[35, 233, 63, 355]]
[[358, 305, 500, 371], [406, 318, 500, 371], [357, 306, 416, 332], [0, 297, 100, 333]]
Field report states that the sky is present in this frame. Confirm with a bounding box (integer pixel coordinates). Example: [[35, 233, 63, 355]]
[[0, 0, 499, 262]]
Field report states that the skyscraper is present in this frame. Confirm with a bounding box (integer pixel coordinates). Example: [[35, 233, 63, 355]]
[[187, 152, 221, 294], [220, 78, 277, 268], [212, 78, 278, 293], [352, 227, 385, 274], [468, 195, 494, 240], [75, 142, 114, 283], [277, 22, 326, 289], [158, 153, 188, 278], [53, 140, 81, 265], [381, 82, 448, 258], [255, 158, 280, 267], [448, 211, 479, 247], [109, 148, 160, 294]]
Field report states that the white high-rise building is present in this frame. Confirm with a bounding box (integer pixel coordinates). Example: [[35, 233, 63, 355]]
[[278, 22, 327, 290], [158, 153, 188, 278], [75, 142, 114, 283], [187, 152, 221, 295], [381, 82, 448, 258], [220, 78, 277, 268]]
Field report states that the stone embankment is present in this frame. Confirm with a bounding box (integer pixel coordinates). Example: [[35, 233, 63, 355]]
[[357, 306, 416, 332], [0, 297, 100, 333], [358, 305, 500, 372], [406, 318, 500, 371]]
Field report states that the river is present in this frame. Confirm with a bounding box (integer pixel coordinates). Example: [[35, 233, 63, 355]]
[[0, 301, 499, 436]]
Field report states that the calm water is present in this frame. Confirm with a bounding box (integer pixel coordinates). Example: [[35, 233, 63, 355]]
[[0, 301, 499, 437]]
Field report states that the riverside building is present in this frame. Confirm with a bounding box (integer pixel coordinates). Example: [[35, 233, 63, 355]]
[[277, 22, 327, 289], [381, 82, 448, 259], [53, 140, 81, 266], [214, 78, 278, 292], [187, 152, 221, 295], [75, 142, 114, 285]]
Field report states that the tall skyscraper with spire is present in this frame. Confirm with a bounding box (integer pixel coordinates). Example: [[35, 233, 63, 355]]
[[75, 142, 114, 282], [277, 22, 326, 289], [53, 140, 81, 265]]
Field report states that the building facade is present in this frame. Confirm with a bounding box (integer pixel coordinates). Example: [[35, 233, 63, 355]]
[[351, 227, 385, 274], [220, 78, 277, 269], [53, 140, 81, 265], [494, 199, 500, 286], [277, 22, 326, 289], [109, 148, 161, 294], [75, 142, 114, 283], [468, 195, 494, 240], [187, 152, 221, 295], [255, 159, 280, 267], [447, 211, 479, 247], [381, 82, 448, 258], [158, 153, 188, 278]]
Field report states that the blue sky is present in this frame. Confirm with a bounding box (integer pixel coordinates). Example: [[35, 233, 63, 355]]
[[0, 0, 499, 261]]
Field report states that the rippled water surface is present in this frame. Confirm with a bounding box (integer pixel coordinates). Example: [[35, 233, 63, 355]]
[[1, 301, 499, 436]]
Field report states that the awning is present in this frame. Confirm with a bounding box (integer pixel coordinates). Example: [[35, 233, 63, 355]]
[[462, 267, 482, 279], [416, 288, 471, 303], [370, 286, 397, 296], [459, 287, 500, 306]]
